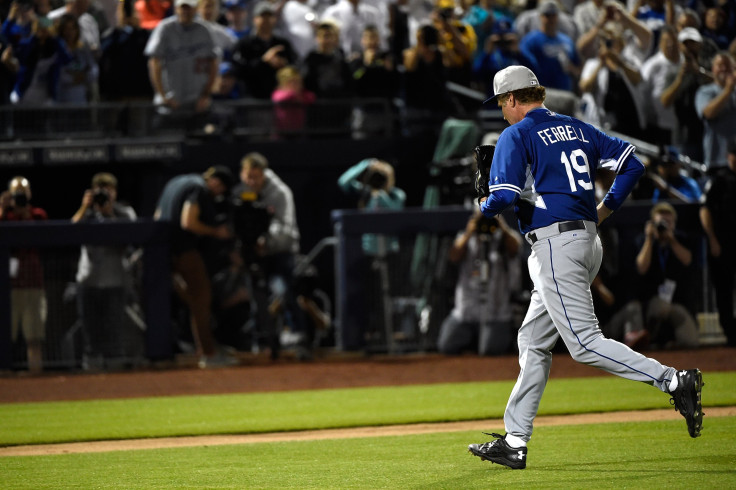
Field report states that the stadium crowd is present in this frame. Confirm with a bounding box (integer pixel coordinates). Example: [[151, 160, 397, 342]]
[[2, 0, 736, 371], [1, 0, 735, 165]]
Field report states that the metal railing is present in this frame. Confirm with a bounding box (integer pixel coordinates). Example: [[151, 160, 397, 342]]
[[0, 98, 401, 142]]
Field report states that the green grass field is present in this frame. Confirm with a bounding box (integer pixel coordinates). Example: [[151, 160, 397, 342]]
[[1, 372, 735, 488]]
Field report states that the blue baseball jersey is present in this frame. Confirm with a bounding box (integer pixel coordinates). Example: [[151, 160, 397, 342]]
[[480, 107, 644, 234]]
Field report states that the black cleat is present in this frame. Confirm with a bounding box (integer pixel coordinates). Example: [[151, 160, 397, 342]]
[[670, 369, 704, 438], [468, 433, 527, 469]]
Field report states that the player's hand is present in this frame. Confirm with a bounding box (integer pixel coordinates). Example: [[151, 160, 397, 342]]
[[596, 202, 613, 224]]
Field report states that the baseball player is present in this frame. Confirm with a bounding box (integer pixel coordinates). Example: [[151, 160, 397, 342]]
[[468, 65, 703, 470]]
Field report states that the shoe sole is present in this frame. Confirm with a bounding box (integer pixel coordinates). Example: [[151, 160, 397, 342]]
[[468, 447, 526, 470], [689, 369, 704, 438]]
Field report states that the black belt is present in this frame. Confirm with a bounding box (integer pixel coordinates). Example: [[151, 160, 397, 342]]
[[527, 220, 587, 244]]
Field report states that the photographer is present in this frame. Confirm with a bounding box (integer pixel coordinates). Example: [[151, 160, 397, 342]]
[[154, 166, 235, 367], [232, 152, 307, 359], [437, 210, 522, 356], [337, 158, 406, 256], [71, 172, 137, 370], [0, 176, 47, 373], [630, 202, 699, 349]]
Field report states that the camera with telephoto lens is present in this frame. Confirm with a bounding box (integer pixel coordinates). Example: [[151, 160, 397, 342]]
[[231, 193, 273, 263], [655, 220, 669, 234], [12, 191, 28, 207], [360, 165, 389, 190], [92, 188, 110, 207]]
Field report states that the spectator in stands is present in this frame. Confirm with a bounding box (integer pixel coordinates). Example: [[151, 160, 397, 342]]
[[71, 172, 137, 370], [648, 146, 703, 203], [515, 0, 578, 41], [574, 0, 607, 61], [631, 0, 676, 58], [48, 0, 101, 56], [56, 13, 98, 103], [273, 0, 316, 61], [232, 1, 295, 99], [432, 0, 477, 88], [2, 0, 36, 49], [695, 51, 736, 171], [702, 6, 731, 50], [198, 0, 237, 60], [302, 20, 353, 98], [10, 15, 67, 105], [575, 0, 652, 64], [520, 0, 580, 92], [659, 26, 711, 161], [0, 176, 47, 374], [349, 24, 396, 98], [473, 24, 536, 97], [212, 60, 241, 99], [675, 8, 718, 70], [699, 137, 736, 347], [321, 0, 387, 59], [135, 0, 172, 30], [641, 25, 680, 146], [271, 64, 315, 136], [144, 0, 219, 127], [1, 33, 19, 106], [154, 166, 236, 368], [579, 20, 646, 134], [232, 152, 309, 359], [461, 0, 514, 69], [437, 210, 521, 356], [223, 0, 250, 41], [402, 23, 451, 112], [386, 0, 410, 65], [98, 0, 153, 102], [629, 201, 699, 350]]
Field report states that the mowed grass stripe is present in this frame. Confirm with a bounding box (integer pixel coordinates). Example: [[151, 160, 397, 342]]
[[2, 372, 734, 446]]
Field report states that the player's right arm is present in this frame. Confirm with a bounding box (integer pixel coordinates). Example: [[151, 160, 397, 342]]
[[595, 129, 645, 223]]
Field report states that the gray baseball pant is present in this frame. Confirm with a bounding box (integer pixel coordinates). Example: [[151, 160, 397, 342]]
[[504, 223, 677, 442]]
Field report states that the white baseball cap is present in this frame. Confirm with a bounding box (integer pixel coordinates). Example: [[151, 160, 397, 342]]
[[677, 27, 703, 43], [484, 65, 540, 103], [175, 0, 198, 7]]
